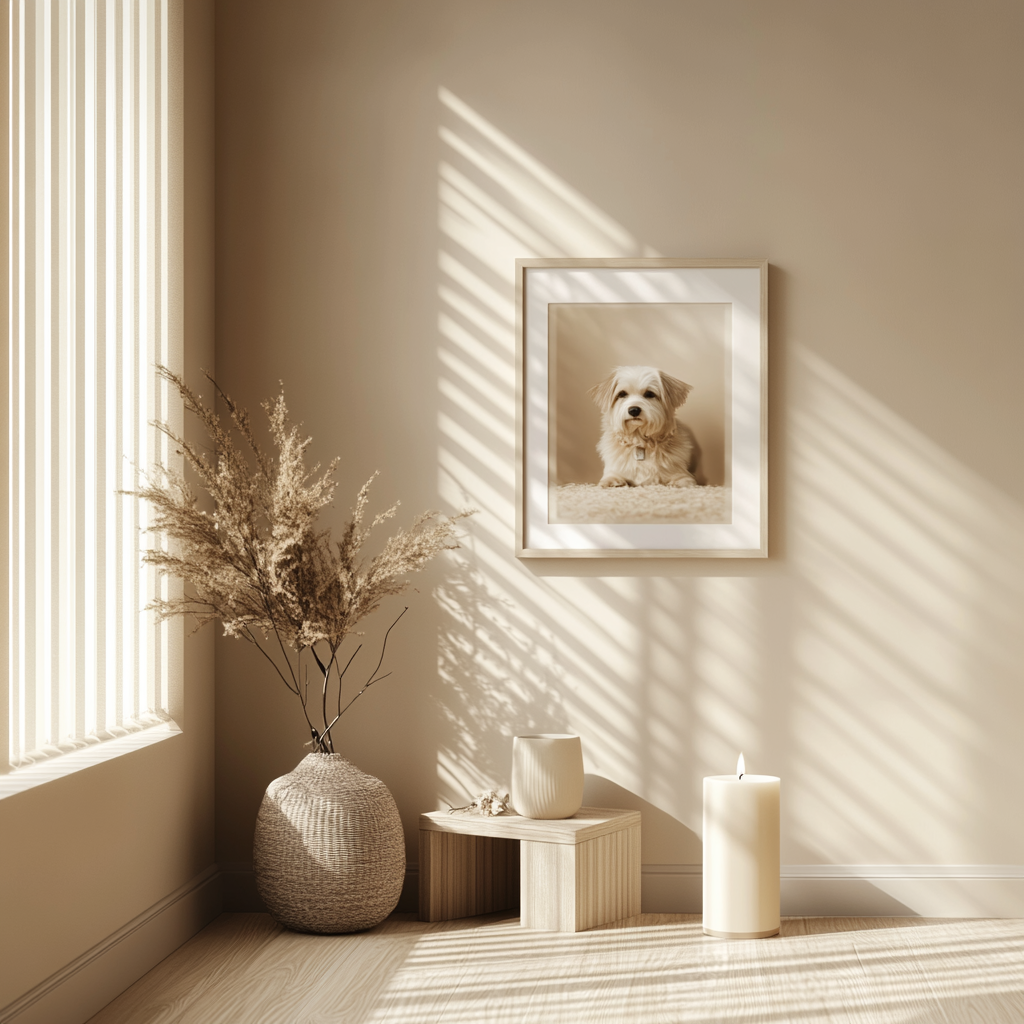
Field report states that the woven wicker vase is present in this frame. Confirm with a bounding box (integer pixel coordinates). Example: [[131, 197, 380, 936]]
[[253, 754, 405, 934]]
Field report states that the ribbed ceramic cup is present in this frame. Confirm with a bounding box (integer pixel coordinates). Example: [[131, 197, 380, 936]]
[[511, 734, 584, 819]]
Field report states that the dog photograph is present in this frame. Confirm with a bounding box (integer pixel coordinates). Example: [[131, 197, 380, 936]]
[[548, 303, 731, 524]]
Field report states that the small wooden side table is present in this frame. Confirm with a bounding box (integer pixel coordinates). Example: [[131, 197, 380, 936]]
[[419, 806, 641, 932]]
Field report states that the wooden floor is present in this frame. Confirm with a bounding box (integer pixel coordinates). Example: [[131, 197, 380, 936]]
[[87, 912, 1024, 1023]]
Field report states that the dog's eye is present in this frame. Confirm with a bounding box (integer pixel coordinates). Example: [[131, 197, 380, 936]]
[[643, 390, 657, 399], [616, 390, 627, 399]]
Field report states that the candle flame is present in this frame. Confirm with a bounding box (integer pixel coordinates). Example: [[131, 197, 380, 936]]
[[737, 753, 745, 778]]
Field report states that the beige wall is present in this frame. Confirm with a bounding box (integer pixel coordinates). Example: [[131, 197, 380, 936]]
[[213, 0, 1024, 907], [0, 0, 216, 1011]]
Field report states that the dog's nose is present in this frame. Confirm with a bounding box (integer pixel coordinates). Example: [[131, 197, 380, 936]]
[[628, 406, 641, 417]]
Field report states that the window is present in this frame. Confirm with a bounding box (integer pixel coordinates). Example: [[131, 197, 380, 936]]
[[4, 0, 181, 786]]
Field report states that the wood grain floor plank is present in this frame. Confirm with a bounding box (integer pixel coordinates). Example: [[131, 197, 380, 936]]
[[173, 929, 392, 1024], [296, 931, 426, 1024], [86, 912, 1024, 1024], [85, 913, 281, 1024]]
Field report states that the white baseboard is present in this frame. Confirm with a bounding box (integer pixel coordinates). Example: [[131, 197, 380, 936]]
[[643, 864, 1024, 917], [0, 865, 222, 1024], [223, 861, 1024, 919], [641, 863, 703, 913]]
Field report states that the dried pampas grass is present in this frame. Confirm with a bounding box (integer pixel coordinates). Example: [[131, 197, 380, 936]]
[[132, 367, 474, 752]]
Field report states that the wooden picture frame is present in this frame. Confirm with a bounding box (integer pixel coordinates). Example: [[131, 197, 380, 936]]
[[515, 258, 768, 559]]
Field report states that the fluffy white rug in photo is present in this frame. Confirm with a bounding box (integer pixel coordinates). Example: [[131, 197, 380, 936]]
[[554, 484, 730, 524]]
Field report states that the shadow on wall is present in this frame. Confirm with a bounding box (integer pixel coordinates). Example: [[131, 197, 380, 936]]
[[787, 346, 1024, 869], [583, 774, 702, 864], [433, 85, 666, 809], [429, 86, 1024, 899]]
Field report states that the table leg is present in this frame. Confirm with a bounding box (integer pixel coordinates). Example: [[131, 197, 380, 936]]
[[418, 829, 520, 922], [521, 824, 641, 932]]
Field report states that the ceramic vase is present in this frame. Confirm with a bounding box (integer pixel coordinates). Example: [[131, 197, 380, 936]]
[[511, 734, 585, 819], [253, 753, 405, 933]]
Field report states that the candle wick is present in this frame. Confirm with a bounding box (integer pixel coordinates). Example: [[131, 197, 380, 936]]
[[738, 773, 744, 779]]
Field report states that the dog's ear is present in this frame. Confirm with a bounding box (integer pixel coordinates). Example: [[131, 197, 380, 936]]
[[588, 370, 620, 412], [660, 371, 693, 410]]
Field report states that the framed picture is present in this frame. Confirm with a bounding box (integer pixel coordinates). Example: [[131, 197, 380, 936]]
[[515, 258, 767, 558]]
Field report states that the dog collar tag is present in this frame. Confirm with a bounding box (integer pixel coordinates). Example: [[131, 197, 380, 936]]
[[635, 447, 645, 461]]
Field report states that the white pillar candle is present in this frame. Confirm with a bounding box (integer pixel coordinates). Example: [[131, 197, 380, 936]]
[[703, 754, 780, 938]]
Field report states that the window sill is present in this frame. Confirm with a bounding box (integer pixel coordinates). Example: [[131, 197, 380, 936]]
[[0, 720, 182, 800]]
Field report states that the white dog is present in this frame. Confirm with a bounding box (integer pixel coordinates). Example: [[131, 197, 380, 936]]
[[588, 365, 705, 488]]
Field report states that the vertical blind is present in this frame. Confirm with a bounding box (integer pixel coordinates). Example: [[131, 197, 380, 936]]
[[6, 0, 176, 771]]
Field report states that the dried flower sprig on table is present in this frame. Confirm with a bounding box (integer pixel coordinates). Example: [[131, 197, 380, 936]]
[[132, 367, 474, 754], [448, 790, 512, 816]]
